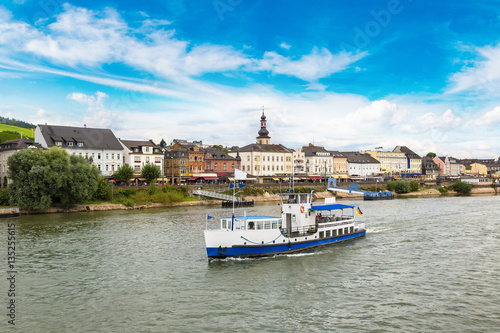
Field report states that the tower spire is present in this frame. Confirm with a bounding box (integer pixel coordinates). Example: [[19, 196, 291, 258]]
[[257, 106, 270, 145]]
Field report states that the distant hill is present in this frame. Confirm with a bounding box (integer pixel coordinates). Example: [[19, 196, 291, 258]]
[[0, 124, 35, 142], [0, 116, 35, 129], [0, 116, 36, 142]]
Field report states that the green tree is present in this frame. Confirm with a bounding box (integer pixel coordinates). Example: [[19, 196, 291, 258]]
[[159, 138, 167, 150], [426, 152, 437, 158], [94, 177, 109, 201], [114, 164, 134, 184], [394, 179, 410, 193], [450, 181, 472, 194], [213, 144, 229, 154], [386, 181, 396, 192], [8, 147, 100, 210], [409, 180, 419, 192], [141, 163, 161, 184]]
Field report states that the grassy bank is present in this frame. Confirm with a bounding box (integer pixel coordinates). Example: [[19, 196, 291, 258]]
[[93, 184, 193, 207]]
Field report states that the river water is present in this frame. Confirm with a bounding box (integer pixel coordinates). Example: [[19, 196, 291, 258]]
[[1, 195, 500, 332]]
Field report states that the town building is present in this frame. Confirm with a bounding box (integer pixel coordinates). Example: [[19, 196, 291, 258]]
[[393, 146, 422, 177], [292, 148, 306, 175], [204, 146, 241, 181], [164, 148, 189, 184], [35, 124, 123, 177], [365, 149, 407, 174], [0, 138, 43, 187], [170, 142, 205, 175], [342, 152, 381, 178], [329, 151, 348, 180], [302, 144, 333, 181], [119, 139, 164, 179], [229, 111, 293, 182], [433, 156, 463, 177], [421, 156, 441, 179]]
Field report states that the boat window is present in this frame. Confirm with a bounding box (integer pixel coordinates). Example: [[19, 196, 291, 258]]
[[272, 220, 278, 229], [344, 227, 348, 234], [235, 220, 241, 230], [264, 221, 271, 229], [222, 219, 227, 229], [319, 231, 324, 238], [326, 230, 330, 237], [338, 229, 342, 236], [256, 221, 263, 230], [350, 226, 354, 233], [332, 229, 337, 237], [248, 221, 255, 230], [278, 220, 282, 228]]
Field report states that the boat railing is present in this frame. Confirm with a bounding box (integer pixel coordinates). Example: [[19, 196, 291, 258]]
[[318, 220, 353, 229], [316, 215, 353, 224], [282, 224, 318, 238]]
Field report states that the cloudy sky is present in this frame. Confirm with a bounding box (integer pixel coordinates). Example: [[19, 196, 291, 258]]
[[0, 0, 499, 158]]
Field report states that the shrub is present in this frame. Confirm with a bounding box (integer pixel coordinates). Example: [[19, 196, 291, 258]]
[[438, 186, 448, 194], [386, 181, 396, 191], [409, 180, 419, 192], [394, 179, 410, 194], [0, 189, 10, 206], [450, 181, 472, 194]]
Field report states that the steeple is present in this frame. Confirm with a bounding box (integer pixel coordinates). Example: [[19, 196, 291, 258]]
[[257, 106, 270, 145]]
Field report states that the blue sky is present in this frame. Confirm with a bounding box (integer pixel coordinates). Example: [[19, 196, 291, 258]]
[[1, 0, 499, 158]]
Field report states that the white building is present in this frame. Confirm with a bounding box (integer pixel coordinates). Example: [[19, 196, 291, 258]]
[[120, 139, 164, 176], [0, 138, 43, 187], [35, 124, 124, 177], [229, 111, 293, 181], [342, 152, 381, 177], [365, 150, 407, 174]]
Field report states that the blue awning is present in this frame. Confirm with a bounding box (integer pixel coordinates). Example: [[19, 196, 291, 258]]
[[309, 204, 354, 211]]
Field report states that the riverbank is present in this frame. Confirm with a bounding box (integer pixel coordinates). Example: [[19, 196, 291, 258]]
[[18, 185, 497, 215]]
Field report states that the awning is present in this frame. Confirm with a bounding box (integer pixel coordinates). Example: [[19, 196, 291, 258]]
[[308, 176, 323, 179], [310, 204, 354, 211], [203, 176, 219, 180], [272, 178, 280, 181], [188, 177, 198, 180]]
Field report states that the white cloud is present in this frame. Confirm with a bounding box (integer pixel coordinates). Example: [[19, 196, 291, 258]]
[[67, 91, 108, 111], [279, 42, 291, 50], [470, 106, 500, 126], [252, 48, 367, 82], [448, 44, 500, 94]]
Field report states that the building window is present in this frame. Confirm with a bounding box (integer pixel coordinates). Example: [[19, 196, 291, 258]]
[[207, 162, 211, 170], [112, 165, 115, 171], [232, 163, 235, 170], [106, 165, 109, 171], [117, 154, 120, 160], [67, 142, 73, 146], [111, 154, 114, 159], [145, 147, 150, 152], [97, 164, 101, 171], [146, 157, 150, 163], [77, 142, 83, 147], [106, 153, 109, 159], [98, 153, 101, 160], [92, 153, 95, 159], [214, 163, 218, 170], [134, 157, 141, 163], [223, 163, 227, 171], [56, 141, 62, 146], [134, 166, 140, 173]]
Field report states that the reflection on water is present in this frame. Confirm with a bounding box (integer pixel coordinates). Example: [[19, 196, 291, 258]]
[[1, 196, 499, 332]]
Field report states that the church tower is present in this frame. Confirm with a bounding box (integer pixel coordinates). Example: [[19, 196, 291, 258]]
[[256, 108, 271, 145]]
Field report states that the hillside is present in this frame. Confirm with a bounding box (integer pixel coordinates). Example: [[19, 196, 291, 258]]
[[0, 124, 35, 141]]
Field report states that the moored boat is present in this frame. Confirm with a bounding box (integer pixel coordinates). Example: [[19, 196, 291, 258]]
[[204, 192, 366, 260]]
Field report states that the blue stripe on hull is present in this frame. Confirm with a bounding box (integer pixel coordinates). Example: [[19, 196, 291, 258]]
[[207, 230, 366, 259]]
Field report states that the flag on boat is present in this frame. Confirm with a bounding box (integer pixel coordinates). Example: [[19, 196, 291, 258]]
[[231, 213, 235, 231], [238, 183, 245, 189], [229, 183, 235, 189], [206, 215, 213, 220], [234, 168, 247, 180], [356, 207, 363, 217]]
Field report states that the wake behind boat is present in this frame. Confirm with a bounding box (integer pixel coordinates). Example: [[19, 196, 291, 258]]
[[204, 192, 366, 260]]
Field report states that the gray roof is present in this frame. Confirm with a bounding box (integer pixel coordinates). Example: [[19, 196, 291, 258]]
[[393, 146, 421, 159], [0, 137, 43, 151], [38, 125, 122, 150], [341, 152, 380, 164], [121, 139, 162, 153], [422, 157, 440, 171], [206, 147, 240, 160], [237, 143, 292, 153]]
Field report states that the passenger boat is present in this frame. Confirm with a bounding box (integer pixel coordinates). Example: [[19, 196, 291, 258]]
[[204, 192, 366, 260]]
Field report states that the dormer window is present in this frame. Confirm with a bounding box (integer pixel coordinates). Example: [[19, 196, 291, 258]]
[[77, 142, 84, 147], [56, 141, 62, 146], [68, 142, 74, 146]]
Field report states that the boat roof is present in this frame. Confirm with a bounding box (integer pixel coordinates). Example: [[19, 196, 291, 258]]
[[309, 204, 354, 211], [223, 216, 281, 220]]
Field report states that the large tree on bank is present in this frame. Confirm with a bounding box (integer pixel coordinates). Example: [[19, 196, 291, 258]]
[[141, 163, 161, 184], [8, 147, 100, 210], [113, 164, 134, 184]]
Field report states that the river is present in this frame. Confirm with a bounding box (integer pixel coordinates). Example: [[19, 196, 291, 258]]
[[1, 195, 500, 332]]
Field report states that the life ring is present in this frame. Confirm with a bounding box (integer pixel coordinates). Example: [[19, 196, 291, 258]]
[[300, 206, 305, 213]]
